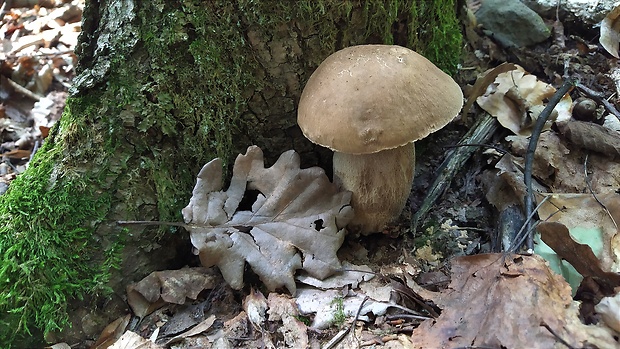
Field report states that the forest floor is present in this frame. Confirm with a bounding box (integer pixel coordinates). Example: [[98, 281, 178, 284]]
[[2, 1, 620, 348]]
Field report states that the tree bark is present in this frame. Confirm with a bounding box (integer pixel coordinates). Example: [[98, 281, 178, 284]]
[[0, 0, 461, 345]]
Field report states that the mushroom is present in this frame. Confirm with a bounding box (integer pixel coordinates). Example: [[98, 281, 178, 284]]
[[297, 45, 463, 234]]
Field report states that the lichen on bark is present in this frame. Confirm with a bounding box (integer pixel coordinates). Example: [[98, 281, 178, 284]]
[[0, 0, 462, 345]]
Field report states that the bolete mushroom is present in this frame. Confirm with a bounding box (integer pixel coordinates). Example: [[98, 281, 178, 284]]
[[297, 45, 463, 234]]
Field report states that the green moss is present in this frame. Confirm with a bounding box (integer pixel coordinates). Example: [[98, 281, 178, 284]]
[[0, 101, 117, 344]]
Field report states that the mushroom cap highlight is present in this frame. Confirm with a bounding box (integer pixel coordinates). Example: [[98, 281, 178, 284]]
[[298, 45, 463, 154]]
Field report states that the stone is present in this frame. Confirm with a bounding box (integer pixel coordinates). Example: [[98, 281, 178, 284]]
[[476, 0, 551, 48]]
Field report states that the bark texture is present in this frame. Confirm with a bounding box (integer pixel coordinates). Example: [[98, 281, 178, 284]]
[[0, 0, 461, 345]]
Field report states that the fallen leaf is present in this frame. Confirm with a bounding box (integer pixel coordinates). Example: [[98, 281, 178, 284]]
[[243, 288, 268, 332], [182, 145, 353, 294], [556, 119, 620, 158], [410, 253, 618, 349], [538, 221, 620, 293], [296, 261, 374, 289], [126, 267, 220, 318], [600, 5, 620, 58], [507, 132, 620, 194], [91, 314, 131, 349], [477, 66, 572, 135], [267, 293, 309, 348], [461, 62, 518, 118], [537, 194, 620, 273]]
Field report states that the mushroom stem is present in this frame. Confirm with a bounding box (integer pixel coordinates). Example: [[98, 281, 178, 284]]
[[333, 143, 415, 234]]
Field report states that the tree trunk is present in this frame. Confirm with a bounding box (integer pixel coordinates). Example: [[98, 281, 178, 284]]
[[0, 0, 461, 345]]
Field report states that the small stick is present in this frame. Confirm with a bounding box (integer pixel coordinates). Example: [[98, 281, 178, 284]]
[[117, 220, 188, 228], [540, 322, 575, 349], [523, 79, 576, 251]]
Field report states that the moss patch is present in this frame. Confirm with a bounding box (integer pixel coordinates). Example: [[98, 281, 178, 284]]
[[0, 102, 115, 344]]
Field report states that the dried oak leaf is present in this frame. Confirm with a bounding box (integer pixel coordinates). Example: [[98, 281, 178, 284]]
[[182, 145, 353, 294]]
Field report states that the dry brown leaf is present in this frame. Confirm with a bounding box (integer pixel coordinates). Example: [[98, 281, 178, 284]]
[[461, 62, 518, 118], [126, 267, 220, 318], [557, 120, 620, 158], [600, 5, 620, 58], [477, 66, 572, 135], [91, 314, 131, 349], [182, 145, 353, 294], [538, 221, 620, 293], [507, 132, 620, 194], [243, 288, 268, 332], [410, 253, 618, 349]]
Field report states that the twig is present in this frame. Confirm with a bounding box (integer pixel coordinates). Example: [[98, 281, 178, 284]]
[[322, 296, 369, 349], [576, 83, 620, 122], [509, 195, 550, 253], [523, 79, 576, 251], [117, 220, 188, 228], [541, 322, 575, 349], [410, 113, 500, 232], [5, 77, 41, 101]]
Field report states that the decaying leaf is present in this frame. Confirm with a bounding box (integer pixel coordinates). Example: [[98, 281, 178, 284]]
[[126, 267, 220, 318], [600, 5, 620, 58], [410, 253, 619, 349], [476, 65, 572, 135], [556, 119, 620, 158], [182, 146, 353, 294]]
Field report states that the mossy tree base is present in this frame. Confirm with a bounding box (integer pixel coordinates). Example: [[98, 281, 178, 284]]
[[0, 0, 461, 346]]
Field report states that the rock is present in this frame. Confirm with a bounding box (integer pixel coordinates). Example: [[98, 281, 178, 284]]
[[476, 0, 551, 48], [522, 0, 618, 24]]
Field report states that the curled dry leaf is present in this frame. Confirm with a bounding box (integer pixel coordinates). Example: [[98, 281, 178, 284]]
[[182, 145, 353, 294], [126, 267, 220, 318], [476, 65, 572, 135], [600, 5, 620, 58]]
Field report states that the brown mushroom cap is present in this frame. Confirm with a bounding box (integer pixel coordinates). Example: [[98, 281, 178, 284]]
[[298, 45, 463, 154]]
